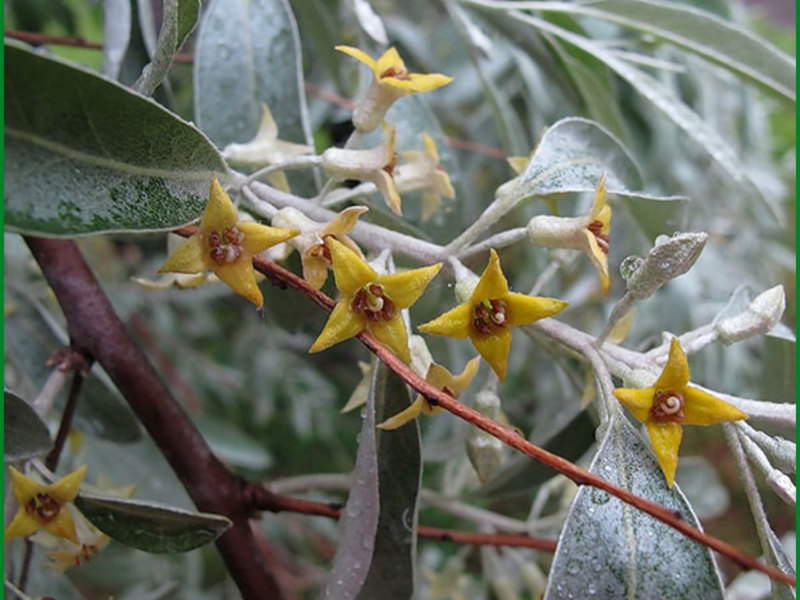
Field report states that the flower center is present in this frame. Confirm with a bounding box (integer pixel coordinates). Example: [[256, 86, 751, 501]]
[[587, 220, 610, 255], [351, 283, 396, 321], [207, 226, 244, 264], [309, 236, 334, 265], [651, 390, 685, 423], [26, 492, 61, 523], [380, 65, 411, 80], [472, 299, 508, 334], [383, 153, 399, 177]]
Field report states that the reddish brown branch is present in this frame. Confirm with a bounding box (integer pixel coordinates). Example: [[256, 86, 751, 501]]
[[228, 241, 793, 587], [245, 486, 558, 552], [24, 237, 285, 600]]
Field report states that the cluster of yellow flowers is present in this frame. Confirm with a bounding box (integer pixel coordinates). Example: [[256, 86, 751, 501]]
[[156, 44, 747, 494], [0, 43, 752, 572]]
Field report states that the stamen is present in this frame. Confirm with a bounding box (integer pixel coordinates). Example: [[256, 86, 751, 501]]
[[472, 298, 508, 333], [208, 227, 244, 264], [651, 390, 685, 422], [26, 492, 60, 523]]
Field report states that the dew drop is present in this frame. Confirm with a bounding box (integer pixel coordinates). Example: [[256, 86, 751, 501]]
[[588, 583, 597, 596], [591, 488, 610, 505]]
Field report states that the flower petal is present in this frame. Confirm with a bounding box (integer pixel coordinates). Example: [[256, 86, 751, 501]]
[[48, 465, 86, 503], [43, 510, 80, 545], [450, 356, 481, 394], [238, 222, 298, 256], [382, 72, 453, 92], [9, 467, 41, 505], [255, 103, 279, 142], [422, 133, 439, 162], [472, 328, 512, 381], [654, 338, 690, 390], [335, 45, 378, 73], [682, 388, 748, 425], [584, 232, 610, 296], [504, 293, 568, 326], [4, 510, 43, 541], [202, 176, 239, 232], [328, 237, 377, 296], [471, 249, 509, 301], [372, 170, 403, 216], [378, 396, 426, 430], [613, 387, 655, 423], [380, 263, 442, 309], [418, 302, 472, 339], [369, 315, 411, 363], [310, 300, 366, 353], [645, 421, 683, 488], [157, 236, 207, 274], [322, 206, 369, 237], [375, 47, 405, 76], [213, 262, 264, 308], [301, 250, 330, 290]]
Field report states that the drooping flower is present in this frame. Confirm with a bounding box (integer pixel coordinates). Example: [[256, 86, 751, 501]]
[[613, 338, 748, 487], [378, 356, 480, 429], [419, 250, 568, 381], [5, 465, 86, 544], [309, 238, 441, 363], [157, 175, 298, 308], [395, 133, 456, 221], [272, 206, 369, 289], [526, 176, 612, 295], [336, 45, 453, 132], [321, 125, 403, 215]]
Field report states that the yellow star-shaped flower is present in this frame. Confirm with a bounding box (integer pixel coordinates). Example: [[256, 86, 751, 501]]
[[309, 238, 441, 363], [157, 175, 298, 308], [5, 465, 87, 545], [614, 338, 748, 487], [378, 356, 481, 430], [335, 45, 453, 132], [419, 250, 568, 381], [527, 176, 612, 295]]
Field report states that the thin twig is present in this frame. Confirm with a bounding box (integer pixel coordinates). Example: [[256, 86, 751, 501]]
[[245, 486, 558, 552], [44, 370, 85, 471]]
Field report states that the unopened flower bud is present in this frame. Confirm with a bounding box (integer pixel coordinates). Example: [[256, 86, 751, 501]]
[[715, 285, 785, 345], [626, 232, 708, 300]]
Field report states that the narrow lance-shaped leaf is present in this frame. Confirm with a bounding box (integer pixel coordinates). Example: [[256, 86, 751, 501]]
[[543, 414, 724, 600], [5, 390, 52, 462], [4, 41, 227, 236], [75, 494, 232, 554], [535, 0, 795, 101], [193, 0, 313, 150], [323, 359, 422, 600], [505, 13, 781, 220]]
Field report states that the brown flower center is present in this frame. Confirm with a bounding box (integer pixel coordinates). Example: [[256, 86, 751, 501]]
[[309, 236, 334, 265], [351, 283, 396, 322], [651, 390, 685, 423], [383, 153, 399, 177], [26, 492, 61, 523], [587, 220, 610, 255], [208, 226, 244, 264], [380, 65, 411, 80], [472, 299, 508, 334]]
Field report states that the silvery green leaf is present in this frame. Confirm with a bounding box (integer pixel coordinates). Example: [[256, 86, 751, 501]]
[[352, 0, 388, 45], [543, 415, 724, 600], [323, 360, 421, 600], [673, 456, 729, 520], [4, 390, 52, 462], [5, 41, 226, 236], [103, 0, 132, 80], [556, 0, 795, 101], [498, 11, 779, 219], [194, 0, 312, 150], [625, 231, 708, 300], [75, 494, 232, 554]]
